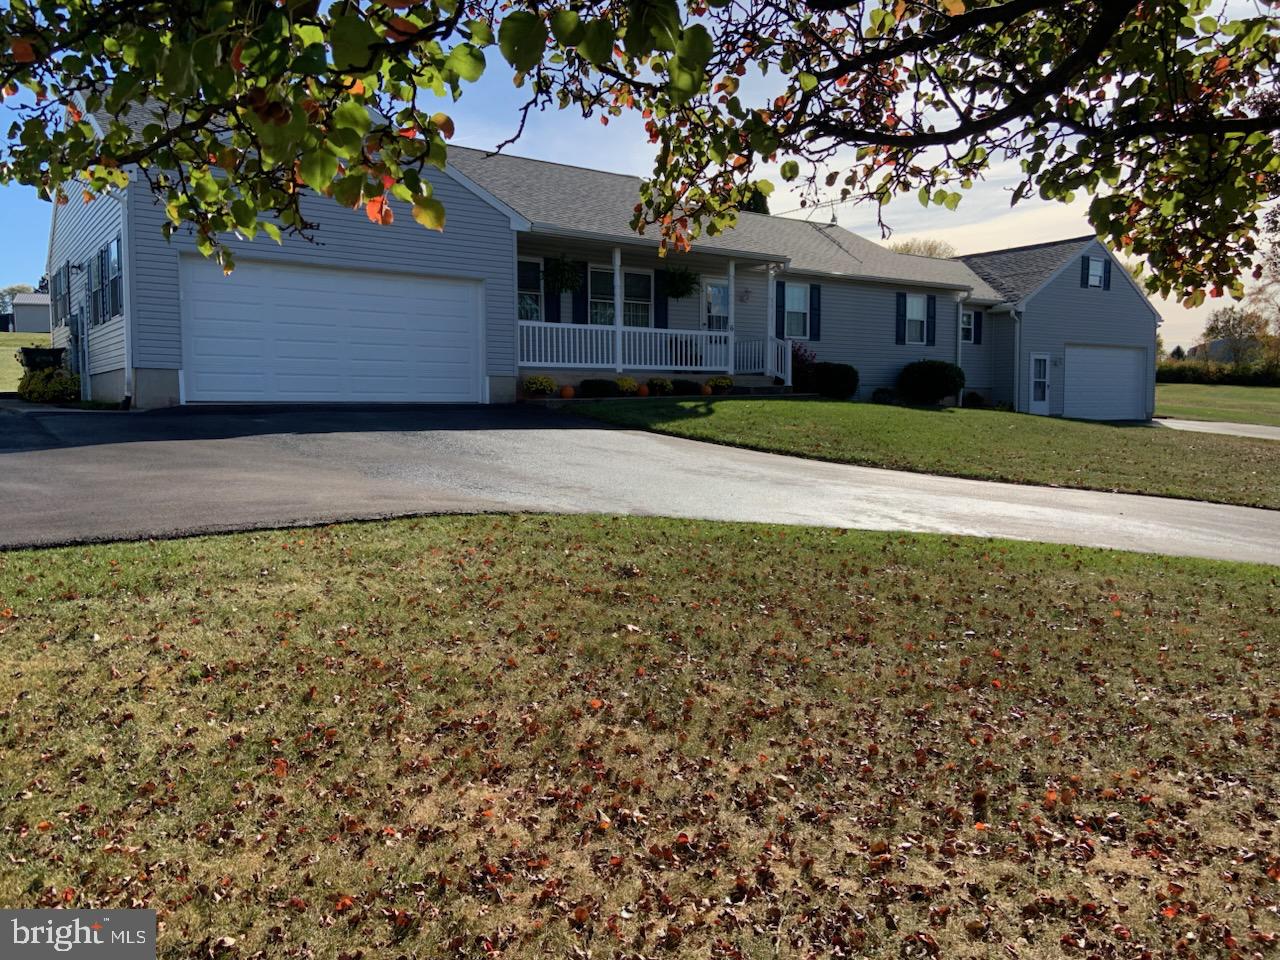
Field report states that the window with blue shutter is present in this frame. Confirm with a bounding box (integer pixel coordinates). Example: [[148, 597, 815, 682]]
[[775, 280, 786, 338], [517, 259, 542, 322], [925, 295, 936, 346], [653, 269, 669, 328], [808, 284, 821, 341], [895, 292, 907, 344]]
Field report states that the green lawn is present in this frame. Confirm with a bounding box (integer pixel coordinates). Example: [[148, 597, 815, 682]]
[[0, 515, 1276, 959], [0, 330, 48, 391], [578, 398, 1280, 509], [1157, 382, 1280, 428]]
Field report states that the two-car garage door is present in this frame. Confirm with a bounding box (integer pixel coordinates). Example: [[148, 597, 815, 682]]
[[1063, 344, 1147, 421], [180, 258, 483, 403]]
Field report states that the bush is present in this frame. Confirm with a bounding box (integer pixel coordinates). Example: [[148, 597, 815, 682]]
[[523, 374, 557, 397], [705, 375, 734, 395], [18, 367, 80, 403], [616, 376, 639, 396], [791, 341, 818, 391], [16, 346, 66, 372], [870, 387, 897, 405], [578, 378, 623, 398], [646, 377, 673, 396], [812, 362, 859, 399], [1156, 359, 1280, 386], [671, 378, 702, 395], [896, 360, 966, 405], [963, 391, 989, 408]]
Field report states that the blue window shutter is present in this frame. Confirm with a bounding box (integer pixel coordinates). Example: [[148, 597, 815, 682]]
[[775, 280, 785, 338], [974, 310, 983, 346], [571, 261, 589, 324], [542, 258, 561, 322], [653, 269, 669, 328], [808, 283, 821, 341], [895, 292, 906, 344], [1102, 259, 1112, 290], [925, 295, 937, 346], [1080, 256, 1090, 287]]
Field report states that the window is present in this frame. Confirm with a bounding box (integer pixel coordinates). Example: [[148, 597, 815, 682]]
[[517, 259, 542, 322], [960, 310, 974, 343], [50, 266, 69, 328], [108, 236, 122, 318], [86, 236, 122, 325], [588, 267, 652, 326], [905, 294, 927, 344], [705, 280, 730, 331], [784, 283, 809, 338], [1087, 256, 1105, 288]]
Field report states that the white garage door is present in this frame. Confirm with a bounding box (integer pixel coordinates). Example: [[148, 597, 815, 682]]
[[180, 258, 483, 403], [1063, 344, 1147, 421]]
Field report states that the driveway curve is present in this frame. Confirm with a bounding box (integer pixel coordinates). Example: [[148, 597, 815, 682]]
[[1, 405, 1277, 564]]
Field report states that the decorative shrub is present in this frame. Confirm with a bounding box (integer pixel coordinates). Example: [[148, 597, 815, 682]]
[[542, 257, 582, 295], [647, 377, 673, 396], [790, 341, 818, 390], [18, 367, 80, 403], [523, 374, 557, 397], [870, 387, 897, 405], [1157, 359, 1280, 386], [896, 360, 966, 405], [671, 378, 702, 395], [578, 378, 623, 398], [705, 375, 734, 395], [616, 376, 639, 396], [665, 266, 700, 300], [963, 390, 989, 408], [812, 362, 859, 399], [17, 346, 66, 372]]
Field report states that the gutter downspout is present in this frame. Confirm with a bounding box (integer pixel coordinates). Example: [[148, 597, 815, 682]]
[[955, 288, 970, 407], [1013, 307, 1024, 412], [106, 185, 134, 409]]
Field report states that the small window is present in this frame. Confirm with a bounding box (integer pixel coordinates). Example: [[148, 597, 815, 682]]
[[588, 267, 614, 325], [960, 310, 974, 343], [108, 236, 123, 318], [517, 259, 542, 322], [784, 283, 809, 339], [905, 294, 927, 344], [622, 271, 652, 328], [1087, 257, 1105, 288]]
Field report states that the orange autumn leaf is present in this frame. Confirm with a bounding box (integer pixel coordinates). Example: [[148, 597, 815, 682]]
[[10, 38, 36, 63], [365, 195, 393, 225], [334, 894, 356, 912], [588, 698, 604, 710], [271, 757, 288, 778]]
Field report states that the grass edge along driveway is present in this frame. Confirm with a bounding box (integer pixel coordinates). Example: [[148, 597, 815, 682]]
[[576, 397, 1280, 510], [1156, 382, 1280, 428], [0, 513, 1276, 959]]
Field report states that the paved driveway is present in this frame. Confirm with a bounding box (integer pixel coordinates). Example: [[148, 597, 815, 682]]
[[2, 405, 1278, 564], [1155, 417, 1280, 442]]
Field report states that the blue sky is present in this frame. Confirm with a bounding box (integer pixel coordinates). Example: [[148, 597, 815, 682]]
[[1, 65, 1209, 346]]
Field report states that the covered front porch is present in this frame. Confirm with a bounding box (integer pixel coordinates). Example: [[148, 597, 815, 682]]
[[514, 238, 792, 384]]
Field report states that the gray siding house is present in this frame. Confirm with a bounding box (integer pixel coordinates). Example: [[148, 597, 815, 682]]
[[45, 119, 1159, 418], [10, 292, 51, 333]]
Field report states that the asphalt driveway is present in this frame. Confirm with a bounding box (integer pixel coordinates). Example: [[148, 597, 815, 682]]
[[2, 404, 1278, 564]]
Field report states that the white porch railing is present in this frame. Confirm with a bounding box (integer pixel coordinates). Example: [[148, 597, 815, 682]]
[[518, 321, 791, 384]]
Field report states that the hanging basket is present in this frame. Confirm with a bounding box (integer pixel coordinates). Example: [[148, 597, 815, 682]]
[[543, 257, 583, 295], [665, 266, 700, 300]]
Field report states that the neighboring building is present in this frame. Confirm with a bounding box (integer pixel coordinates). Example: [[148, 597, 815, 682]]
[[9, 291, 50, 333], [0, 312, 12, 333], [49, 101, 1159, 417]]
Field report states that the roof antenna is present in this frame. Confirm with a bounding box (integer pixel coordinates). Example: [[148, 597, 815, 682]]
[[828, 208, 838, 226]]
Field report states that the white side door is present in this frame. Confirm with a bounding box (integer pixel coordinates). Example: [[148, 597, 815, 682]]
[[1028, 353, 1051, 415]]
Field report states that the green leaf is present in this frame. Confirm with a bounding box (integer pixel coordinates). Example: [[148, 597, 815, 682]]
[[299, 148, 339, 192], [576, 19, 616, 65], [412, 197, 446, 231], [466, 19, 494, 45], [780, 160, 800, 182], [626, 0, 681, 56], [332, 99, 371, 137], [331, 13, 380, 72], [550, 10, 584, 45], [675, 24, 713, 71], [498, 11, 548, 73], [262, 222, 282, 244], [445, 43, 486, 82]]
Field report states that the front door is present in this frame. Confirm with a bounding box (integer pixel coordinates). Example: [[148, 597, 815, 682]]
[[1029, 353, 1051, 415], [703, 279, 730, 331]]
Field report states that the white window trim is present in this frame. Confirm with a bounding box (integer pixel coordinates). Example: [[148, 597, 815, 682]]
[[960, 310, 974, 344], [703, 275, 729, 331], [108, 236, 123, 321], [1087, 256, 1105, 288], [588, 263, 654, 327], [905, 293, 927, 345], [784, 281, 810, 340], [517, 256, 543, 323]]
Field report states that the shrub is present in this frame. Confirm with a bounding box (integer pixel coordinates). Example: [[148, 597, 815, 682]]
[[647, 377, 673, 396], [616, 376, 639, 396], [671, 378, 702, 395], [705, 375, 734, 395], [17, 346, 66, 372], [578, 378, 623, 398], [812, 362, 859, 399], [18, 367, 80, 403], [523, 374, 557, 397], [1156, 359, 1280, 386], [791, 341, 818, 390], [896, 360, 966, 405], [870, 387, 897, 405], [963, 391, 989, 408]]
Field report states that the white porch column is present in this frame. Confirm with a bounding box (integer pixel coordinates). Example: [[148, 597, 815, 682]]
[[765, 264, 777, 378], [612, 246, 623, 372], [726, 259, 736, 374]]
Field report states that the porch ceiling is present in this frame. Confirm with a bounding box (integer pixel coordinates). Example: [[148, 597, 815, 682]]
[[519, 226, 786, 270]]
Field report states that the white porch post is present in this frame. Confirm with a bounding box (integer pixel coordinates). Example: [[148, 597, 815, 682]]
[[765, 264, 777, 378], [612, 246, 623, 372], [726, 258, 736, 374]]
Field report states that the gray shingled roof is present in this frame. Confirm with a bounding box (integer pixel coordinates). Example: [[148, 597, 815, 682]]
[[448, 147, 1003, 297], [958, 235, 1095, 304], [11, 292, 49, 306]]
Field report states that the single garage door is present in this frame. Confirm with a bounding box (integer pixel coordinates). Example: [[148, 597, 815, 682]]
[[180, 257, 483, 403], [1063, 344, 1147, 420]]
